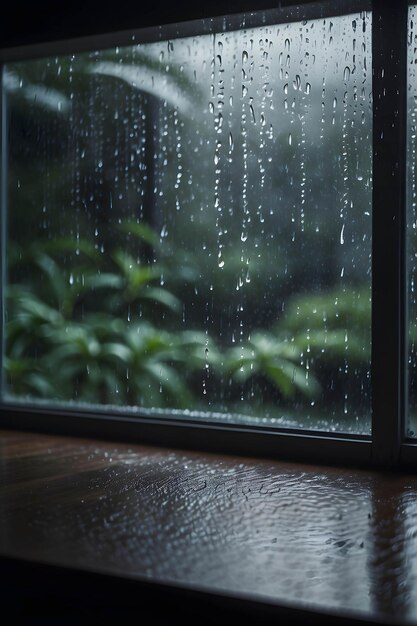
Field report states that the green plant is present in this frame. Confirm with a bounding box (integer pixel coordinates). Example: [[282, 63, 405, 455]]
[[224, 331, 320, 400], [5, 226, 222, 408], [277, 287, 371, 365]]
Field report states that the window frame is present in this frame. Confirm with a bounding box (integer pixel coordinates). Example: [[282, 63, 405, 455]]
[[0, 0, 415, 470]]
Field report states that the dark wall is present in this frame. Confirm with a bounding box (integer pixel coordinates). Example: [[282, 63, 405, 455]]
[[0, 1, 306, 48]]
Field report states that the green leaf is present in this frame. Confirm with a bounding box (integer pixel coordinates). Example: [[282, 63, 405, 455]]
[[4, 69, 71, 114], [31, 237, 100, 261], [16, 294, 62, 326], [143, 287, 181, 313], [143, 361, 191, 406], [84, 273, 124, 291], [35, 254, 68, 304], [263, 362, 295, 398], [267, 359, 320, 398], [231, 360, 260, 383], [25, 372, 57, 397], [112, 251, 159, 291], [117, 221, 161, 249], [101, 342, 133, 364], [90, 61, 195, 114]]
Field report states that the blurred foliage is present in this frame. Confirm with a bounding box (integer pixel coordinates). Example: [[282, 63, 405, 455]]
[[6, 217, 218, 407], [3, 39, 372, 422], [5, 231, 371, 415], [278, 288, 371, 363], [224, 331, 320, 399], [221, 287, 371, 415], [6, 229, 334, 409]]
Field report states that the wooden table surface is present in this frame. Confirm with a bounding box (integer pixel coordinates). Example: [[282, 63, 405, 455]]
[[1, 428, 417, 625]]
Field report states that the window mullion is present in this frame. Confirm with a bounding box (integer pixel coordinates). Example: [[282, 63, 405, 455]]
[[0, 65, 6, 403], [371, 0, 408, 467]]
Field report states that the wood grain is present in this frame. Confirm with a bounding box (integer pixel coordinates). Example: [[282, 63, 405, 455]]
[[0, 429, 416, 625]]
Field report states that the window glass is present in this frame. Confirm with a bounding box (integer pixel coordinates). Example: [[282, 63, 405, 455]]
[[408, 4, 417, 438], [2, 10, 372, 433]]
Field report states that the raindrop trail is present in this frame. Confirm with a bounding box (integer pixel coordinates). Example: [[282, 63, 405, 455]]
[[214, 33, 225, 272]]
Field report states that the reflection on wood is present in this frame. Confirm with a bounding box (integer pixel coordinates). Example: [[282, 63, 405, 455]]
[[0, 429, 416, 625]]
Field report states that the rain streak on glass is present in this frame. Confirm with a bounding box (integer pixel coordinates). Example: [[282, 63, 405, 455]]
[[3, 10, 372, 433], [408, 5, 417, 438]]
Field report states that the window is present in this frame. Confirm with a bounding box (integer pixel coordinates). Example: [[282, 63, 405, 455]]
[[0, 0, 415, 469], [408, 3, 417, 440]]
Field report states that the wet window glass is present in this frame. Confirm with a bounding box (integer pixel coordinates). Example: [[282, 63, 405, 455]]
[[2, 10, 372, 433], [408, 4, 417, 438]]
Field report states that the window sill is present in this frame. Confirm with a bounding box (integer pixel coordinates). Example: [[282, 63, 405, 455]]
[[0, 428, 415, 626]]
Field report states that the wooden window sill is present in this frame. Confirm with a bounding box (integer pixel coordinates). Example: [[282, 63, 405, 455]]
[[0, 428, 415, 625]]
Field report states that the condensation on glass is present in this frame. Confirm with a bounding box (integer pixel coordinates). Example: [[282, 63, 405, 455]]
[[1, 10, 372, 433]]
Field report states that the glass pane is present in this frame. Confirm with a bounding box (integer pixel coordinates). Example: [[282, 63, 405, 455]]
[[2, 9, 372, 433], [409, 4, 417, 438]]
